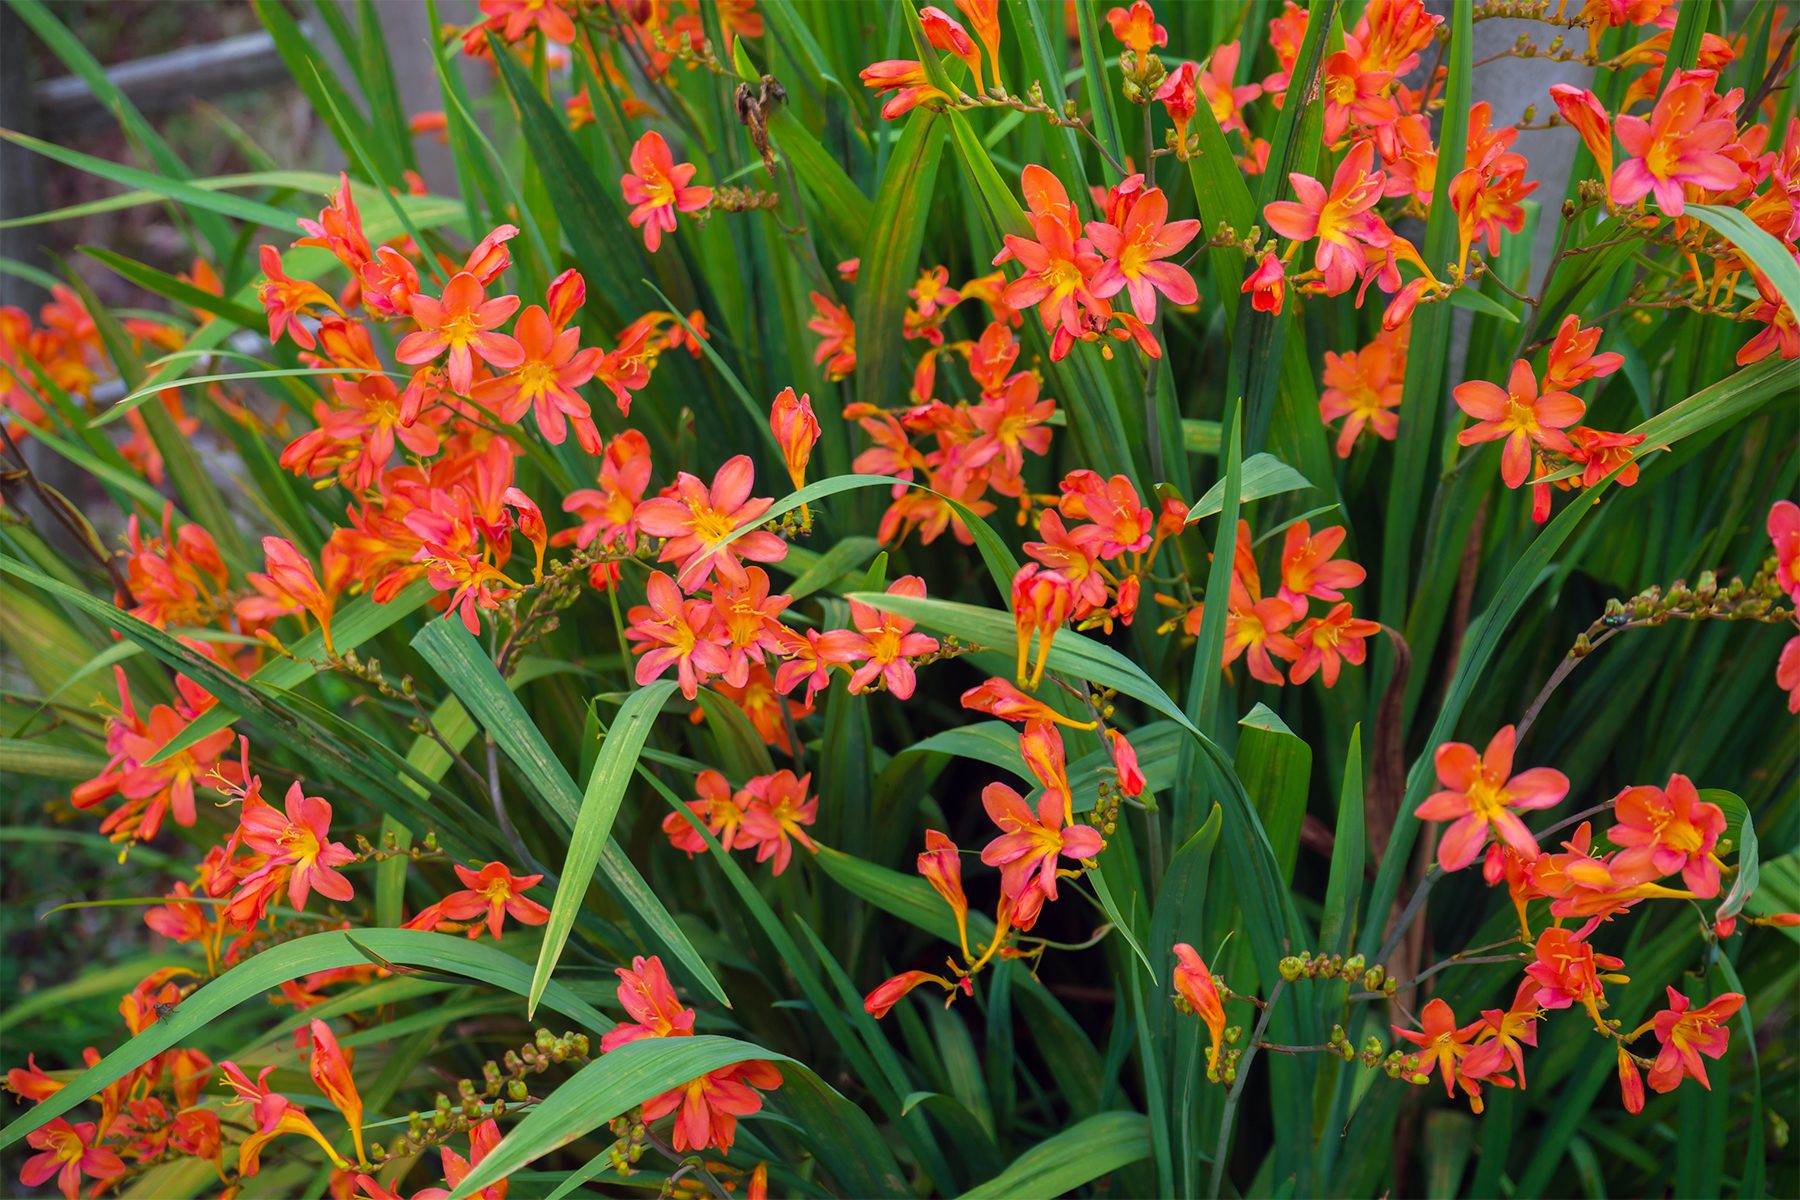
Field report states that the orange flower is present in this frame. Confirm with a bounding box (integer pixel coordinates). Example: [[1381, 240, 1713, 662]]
[[858, 60, 947, 120], [1104, 2, 1166, 55], [1525, 927, 1627, 1031], [961, 676, 1098, 728], [220, 1061, 349, 1174], [1392, 997, 1484, 1101], [845, 575, 940, 698], [1617, 1043, 1646, 1113], [1154, 62, 1199, 150], [1453, 359, 1584, 489], [634, 455, 787, 590], [920, 6, 984, 90], [1319, 330, 1404, 456], [601, 954, 696, 1050], [953, 0, 1003, 88], [1173, 943, 1228, 1075], [769, 387, 821, 494], [917, 829, 971, 955], [621, 131, 712, 251], [1607, 773, 1726, 896], [998, 168, 1111, 361], [240, 536, 338, 651], [1242, 251, 1286, 314], [479, 0, 577, 44], [1289, 602, 1379, 686], [806, 291, 856, 379], [232, 780, 357, 912], [1011, 564, 1076, 688], [439, 862, 550, 940], [625, 571, 728, 699], [1548, 85, 1614, 187], [1415, 725, 1568, 871], [1263, 139, 1391, 297], [20, 1119, 124, 1200], [1470, 979, 1543, 1086], [1277, 520, 1365, 618], [257, 245, 339, 351], [1087, 186, 1200, 322], [979, 781, 1102, 930], [1642, 987, 1742, 1094], [1611, 69, 1743, 215], [307, 1020, 365, 1164], [864, 969, 958, 1018], [738, 769, 818, 875], [396, 271, 524, 396], [1057, 469, 1153, 557], [472, 275, 604, 453]]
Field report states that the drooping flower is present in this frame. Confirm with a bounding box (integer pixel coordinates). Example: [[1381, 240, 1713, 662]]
[[601, 955, 697, 1051], [806, 291, 856, 379], [920, 7, 984, 90], [634, 455, 787, 590], [864, 970, 958, 1018], [961, 676, 1098, 728], [1105, 728, 1146, 796], [1453, 359, 1584, 489], [220, 1061, 349, 1174], [395, 272, 524, 396], [917, 829, 971, 952], [1607, 774, 1726, 897], [1243, 252, 1287, 314], [858, 60, 949, 120], [1011, 564, 1076, 689], [1154, 62, 1200, 151], [1525, 927, 1627, 1031], [1548, 84, 1615, 188], [1414, 725, 1569, 871], [240, 536, 338, 651], [1644, 988, 1744, 1093], [1617, 1043, 1646, 1113], [1173, 943, 1227, 1074], [621, 131, 712, 251], [307, 1020, 365, 1164]]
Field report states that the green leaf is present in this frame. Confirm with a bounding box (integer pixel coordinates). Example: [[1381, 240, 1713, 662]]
[[1233, 705, 1311, 885], [958, 1111, 1152, 1199], [1686, 203, 1800, 317], [145, 582, 436, 765], [411, 619, 728, 1006], [0, 129, 299, 232], [1319, 727, 1365, 957], [769, 108, 874, 252], [1089, 862, 1158, 983], [853, 111, 946, 412], [448, 1035, 907, 1200], [529, 680, 678, 1018], [0, 930, 607, 1151], [1447, 285, 1522, 324], [1186, 452, 1314, 522]]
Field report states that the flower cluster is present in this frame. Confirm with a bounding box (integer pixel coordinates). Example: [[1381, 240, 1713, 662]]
[[1156, 518, 1375, 688], [662, 768, 819, 874]]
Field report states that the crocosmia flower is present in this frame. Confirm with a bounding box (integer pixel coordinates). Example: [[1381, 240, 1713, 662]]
[[634, 455, 787, 590], [1173, 943, 1227, 1074], [1607, 774, 1726, 897], [1453, 359, 1583, 489], [20, 1119, 124, 1200], [396, 271, 524, 396], [1643, 988, 1743, 1094], [621, 131, 713, 252], [1415, 724, 1568, 871]]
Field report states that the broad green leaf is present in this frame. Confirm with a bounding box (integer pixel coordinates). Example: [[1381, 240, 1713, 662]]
[[1186, 451, 1313, 521], [1319, 727, 1366, 957], [1234, 705, 1311, 885], [1687, 203, 1800, 317], [411, 620, 728, 1006], [145, 582, 436, 765], [529, 679, 677, 1017], [853, 110, 946, 412], [448, 1035, 907, 1200], [958, 1110, 1152, 1199]]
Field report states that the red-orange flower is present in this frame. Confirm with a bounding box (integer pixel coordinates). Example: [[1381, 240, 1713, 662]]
[[1525, 926, 1627, 1030], [1087, 186, 1199, 322], [440, 862, 550, 940], [20, 1119, 124, 1200], [979, 781, 1102, 930], [1607, 774, 1726, 897], [1611, 69, 1743, 215], [1644, 987, 1743, 1093], [769, 387, 821, 493], [1289, 602, 1379, 686], [396, 271, 524, 396], [1173, 942, 1228, 1074], [806, 292, 856, 379], [1392, 997, 1484, 1102], [621, 131, 712, 251], [1453, 359, 1583, 489], [1415, 724, 1568, 871], [601, 954, 696, 1051], [1104, 1, 1166, 55], [635, 455, 787, 590], [307, 1019, 365, 1164]]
